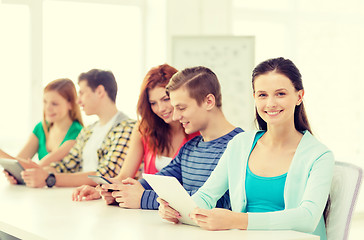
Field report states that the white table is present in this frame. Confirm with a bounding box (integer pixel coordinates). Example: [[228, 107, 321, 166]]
[[0, 176, 319, 240]]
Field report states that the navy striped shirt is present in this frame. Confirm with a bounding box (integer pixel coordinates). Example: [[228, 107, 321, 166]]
[[139, 127, 244, 209]]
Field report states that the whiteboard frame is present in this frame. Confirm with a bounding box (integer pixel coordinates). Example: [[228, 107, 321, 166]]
[[171, 35, 255, 129]]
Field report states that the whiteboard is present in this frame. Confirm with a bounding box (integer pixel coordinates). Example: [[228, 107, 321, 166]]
[[171, 36, 255, 129]]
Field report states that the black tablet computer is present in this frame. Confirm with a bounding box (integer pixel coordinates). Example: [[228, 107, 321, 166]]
[[88, 175, 112, 185], [0, 158, 25, 184]]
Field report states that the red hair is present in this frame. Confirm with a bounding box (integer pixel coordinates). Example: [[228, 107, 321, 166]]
[[137, 64, 178, 155]]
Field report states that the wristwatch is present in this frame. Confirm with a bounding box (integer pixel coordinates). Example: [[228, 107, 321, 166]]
[[45, 173, 56, 188]]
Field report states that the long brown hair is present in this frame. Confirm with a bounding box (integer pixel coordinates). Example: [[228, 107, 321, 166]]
[[137, 64, 178, 155], [43, 78, 83, 133], [252, 57, 312, 133]]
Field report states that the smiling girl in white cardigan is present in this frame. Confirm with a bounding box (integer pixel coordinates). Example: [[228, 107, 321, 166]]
[[158, 57, 334, 240]]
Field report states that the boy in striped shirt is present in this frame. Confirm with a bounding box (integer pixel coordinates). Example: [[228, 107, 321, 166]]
[[102, 66, 243, 209]]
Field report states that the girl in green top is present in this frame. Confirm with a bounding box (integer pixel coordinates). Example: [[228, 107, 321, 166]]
[[1, 78, 83, 182]]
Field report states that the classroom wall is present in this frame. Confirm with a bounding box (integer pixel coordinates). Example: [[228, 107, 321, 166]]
[[162, 0, 364, 213], [166, 0, 232, 49]]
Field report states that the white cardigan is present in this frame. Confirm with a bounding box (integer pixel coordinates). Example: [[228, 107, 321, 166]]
[[192, 130, 334, 240]]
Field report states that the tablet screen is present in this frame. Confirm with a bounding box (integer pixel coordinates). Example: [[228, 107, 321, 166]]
[[88, 175, 112, 185], [0, 158, 25, 185], [143, 174, 197, 226]]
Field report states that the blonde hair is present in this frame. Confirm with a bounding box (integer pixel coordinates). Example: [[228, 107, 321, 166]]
[[42, 78, 83, 134]]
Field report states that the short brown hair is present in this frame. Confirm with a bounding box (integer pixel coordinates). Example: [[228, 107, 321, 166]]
[[78, 69, 117, 102], [166, 66, 222, 108]]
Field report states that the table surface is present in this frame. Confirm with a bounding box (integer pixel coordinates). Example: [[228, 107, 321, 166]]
[[0, 176, 319, 240]]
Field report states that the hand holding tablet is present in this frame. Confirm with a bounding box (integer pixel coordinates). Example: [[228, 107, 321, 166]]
[[143, 174, 198, 226], [88, 175, 116, 193], [0, 158, 25, 184]]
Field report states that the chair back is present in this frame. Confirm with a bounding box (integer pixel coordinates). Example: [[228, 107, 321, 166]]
[[325, 161, 362, 240]]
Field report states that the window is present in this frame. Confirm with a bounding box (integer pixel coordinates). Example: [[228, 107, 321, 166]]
[[43, 0, 143, 124], [0, 4, 30, 154], [0, 0, 144, 154]]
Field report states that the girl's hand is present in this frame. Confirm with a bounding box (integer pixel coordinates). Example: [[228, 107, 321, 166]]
[[72, 185, 101, 201], [3, 170, 18, 185], [190, 208, 248, 231]]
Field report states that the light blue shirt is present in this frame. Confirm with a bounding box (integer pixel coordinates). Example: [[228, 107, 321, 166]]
[[192, 130, 334, 240], [245, 164, 287, 213], [245, 131, 287, 212]]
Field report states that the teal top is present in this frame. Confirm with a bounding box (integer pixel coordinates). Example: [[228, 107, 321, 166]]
[[32, 121, 83, 160], [245, 131, 287, 213], [192, 130, 334, 240]]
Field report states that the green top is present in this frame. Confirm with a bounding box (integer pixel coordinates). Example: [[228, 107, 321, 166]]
[[32, 121, 83, 160]]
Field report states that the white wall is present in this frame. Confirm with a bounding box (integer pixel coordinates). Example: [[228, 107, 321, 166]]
[[166, 0, 232, 59], [164, 0, 364, 212], [232, 0, 364, 212]]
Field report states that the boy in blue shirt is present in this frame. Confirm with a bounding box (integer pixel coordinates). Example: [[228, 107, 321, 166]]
[[77, 66, 243, 209]]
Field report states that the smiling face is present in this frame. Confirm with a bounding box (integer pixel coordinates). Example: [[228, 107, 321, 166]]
[[43, 90, 71, 123], [77, 80, 99, 116], [253, 71, 303, 129], [169, 87, 208, 134], [148, 86, 174, 124]]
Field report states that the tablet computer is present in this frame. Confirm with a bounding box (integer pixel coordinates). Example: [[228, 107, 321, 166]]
[[88, 175, 112, 184], [0, 158, 25, 185], [88, 175, 116, 193], [142, 173, 197, 226]]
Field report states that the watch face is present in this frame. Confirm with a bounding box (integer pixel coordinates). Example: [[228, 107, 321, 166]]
[[46, 173, 56, 188]]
